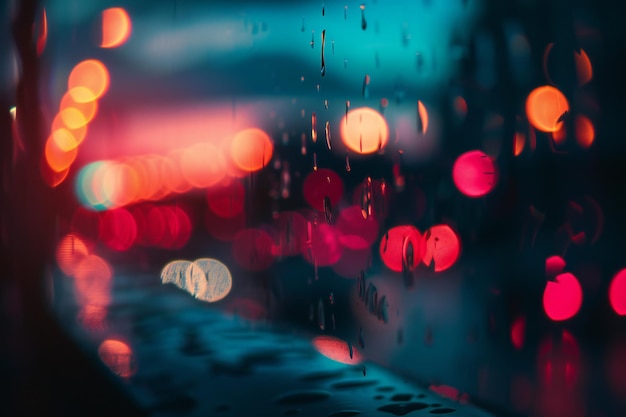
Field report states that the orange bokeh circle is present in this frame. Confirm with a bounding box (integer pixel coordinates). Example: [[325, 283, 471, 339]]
[[340, 107, 389, 154], [526, 86, 569, 133]]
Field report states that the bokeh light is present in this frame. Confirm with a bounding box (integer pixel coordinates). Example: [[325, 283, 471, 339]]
[[575, 115, 595, 149], [336, 205, 380, 250], [185, 258, 232, 302], [98, 339, 134, 378], [161, 206, 193, 249], [134, 204, 165, 246], [304, 223, 342, 267], [230, 128, 273, 172], [511, 316, 526, 350], [40, 154, 70, 188], [50, 128, 79, 152], [543, 43, 593, 86], [162, 149, 192, 194], [545, 255, 566, 280], [72, 255, 113, 308], [59, 107, 88, 130], [417, 100, 429, 134], [56, 234, 89, 276], [513, 132, 525, 156], [609, 269, 626, 316], [422, 224, 461, 272], [379, 225, 424, 272], [543, 273, 583, 321], [75, 161, 113, 210], [452, 150, 497, 198], [99, 208, 137, 251], [340, 107, 389, 154], [207, 180, 245, 218], [574, 49, 593, 86], [45, 134, 77, 172], [312, 335, 363, 365], [51, 113, 87, 147], [101, 161, 141, 207], [181, 143, 226, 188], [160, 260, 191, 286], [130, 204, 192, 249], [101, 7, 132, 48], [303, 168, 344, 212], [453, 96, 468, 120], [68, 60, 110, 102], [36, 8, 47, 56], [60, 88, 98, 125], [525, 86, 569, 133]]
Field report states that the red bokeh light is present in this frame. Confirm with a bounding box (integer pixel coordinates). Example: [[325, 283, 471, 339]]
[[351, 178, 390, 220], [379, 225, 424, 272], [130, 204, 191, 249], [39, 153, 70, 188], [510, 316, 526, 350], [161, 206, 192, 250], [98, 339, 134, 378], [136, 204, 166, 246], [536, 331, 584, 417], [72, 254, 113, 308], [609, 269, 626, 316], [543, 272, 583, 321], [336, 205, 380, 250], [312, 335, 363, 364], [207, 180, 245, 218], [56, 234, 89, 276], [545, 255, 566, 281], [422, 225, 461, 272], [99, 208, 137, 251], [575, 115, 595, 149], [303, 168, 344, 212], [304, 223, 342, 267], [452, 150, 497, 198], [538, 330, 581, 386]]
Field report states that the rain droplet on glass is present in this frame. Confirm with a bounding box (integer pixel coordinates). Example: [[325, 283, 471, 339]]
[[321, 30, 326, 76], [360, 4, 367, 30], [362, 74, 370, 98], [318, 298, 325, 330], [311, 112, 317, 142], [325, 121, 332, 150], [323, 195, 333, 224]]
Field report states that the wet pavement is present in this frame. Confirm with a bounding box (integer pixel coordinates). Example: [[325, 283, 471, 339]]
[[51, 269, 496, 417]]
